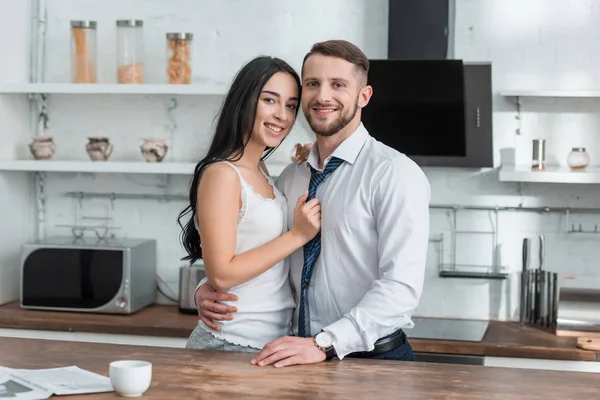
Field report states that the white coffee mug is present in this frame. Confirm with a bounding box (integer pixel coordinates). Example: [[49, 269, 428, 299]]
[[109, 360, 152, 397]]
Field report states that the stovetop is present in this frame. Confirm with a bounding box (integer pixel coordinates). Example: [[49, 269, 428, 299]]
[[405, 317, 489, 342]]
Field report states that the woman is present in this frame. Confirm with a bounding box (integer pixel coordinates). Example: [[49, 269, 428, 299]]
[[178, 56, 319, 352]]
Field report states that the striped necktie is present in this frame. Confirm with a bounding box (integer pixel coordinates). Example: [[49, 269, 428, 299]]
[[298, 156, 344, 337]]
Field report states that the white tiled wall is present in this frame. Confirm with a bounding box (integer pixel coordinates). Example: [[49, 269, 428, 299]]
[[3, 0, 600, 320]]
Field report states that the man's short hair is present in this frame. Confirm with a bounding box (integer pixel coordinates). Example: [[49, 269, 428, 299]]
[[302, 40, 369, 85]]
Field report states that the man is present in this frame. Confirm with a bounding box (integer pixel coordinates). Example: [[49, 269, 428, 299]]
[[195, 40, 431, 366]]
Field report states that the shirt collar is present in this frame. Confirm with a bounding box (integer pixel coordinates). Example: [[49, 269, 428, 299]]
[[306, 123, 369, 171]]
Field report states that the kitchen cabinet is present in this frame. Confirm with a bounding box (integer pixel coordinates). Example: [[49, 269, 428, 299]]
[[0, 328, 187, 348], [415, 352, 484, 365], [484, 356, 600, 373]]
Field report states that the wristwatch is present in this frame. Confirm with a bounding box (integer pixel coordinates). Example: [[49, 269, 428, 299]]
[[314, 330, 336, 360]]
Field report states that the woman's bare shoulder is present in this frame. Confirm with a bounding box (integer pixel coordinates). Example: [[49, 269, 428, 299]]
[[202, 162, 240, 180]]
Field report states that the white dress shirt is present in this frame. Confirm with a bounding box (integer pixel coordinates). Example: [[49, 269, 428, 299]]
[[275, 123, 431, 360]]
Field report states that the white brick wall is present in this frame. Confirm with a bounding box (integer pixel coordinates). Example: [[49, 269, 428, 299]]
[[2, 0, 600, 320], [36, 0, 389, 303], [0, 0, 33, 305], [420, 0, 600, 320]]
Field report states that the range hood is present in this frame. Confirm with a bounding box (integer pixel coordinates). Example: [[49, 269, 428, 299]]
[[388, 0, 456, 60]]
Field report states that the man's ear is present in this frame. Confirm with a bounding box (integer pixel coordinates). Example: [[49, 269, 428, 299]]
[[358, 85, 373, 109]]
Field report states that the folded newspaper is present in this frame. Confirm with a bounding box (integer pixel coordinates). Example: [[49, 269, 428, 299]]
[[0, 366, 113, 399]]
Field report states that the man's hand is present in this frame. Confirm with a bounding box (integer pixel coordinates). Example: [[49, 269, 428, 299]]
[[250, 336, 326, 368], [195, 282, 238, 331]]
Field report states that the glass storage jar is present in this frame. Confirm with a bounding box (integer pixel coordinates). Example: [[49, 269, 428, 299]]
[[117, 19, 144, 84], [71, 20, 97, 83], [567, 147, 590, 170], [166, 32, 193, 84]]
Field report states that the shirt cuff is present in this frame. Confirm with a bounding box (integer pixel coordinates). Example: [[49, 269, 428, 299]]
[[323, 317, 371, 360]]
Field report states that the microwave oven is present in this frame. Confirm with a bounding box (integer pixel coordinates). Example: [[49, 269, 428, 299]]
[[20, 236, 157, 314]]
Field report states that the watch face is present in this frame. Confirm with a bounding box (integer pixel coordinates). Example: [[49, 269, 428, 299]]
[[316, 332, 334, 348]]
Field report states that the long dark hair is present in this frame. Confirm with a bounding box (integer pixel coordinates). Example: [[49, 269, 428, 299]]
[[177, 56, 301, 264]]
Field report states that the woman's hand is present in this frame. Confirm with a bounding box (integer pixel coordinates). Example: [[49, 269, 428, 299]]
[[291, 143, 313, 164], [290, 191, 321, 243]]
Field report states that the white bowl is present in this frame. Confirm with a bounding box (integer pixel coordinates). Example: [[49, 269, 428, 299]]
[[109, 360, 152, 397]]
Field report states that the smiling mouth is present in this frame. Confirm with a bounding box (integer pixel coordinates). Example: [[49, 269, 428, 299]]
[[312, 106, 338, 116], [265, 123, 284, 135]]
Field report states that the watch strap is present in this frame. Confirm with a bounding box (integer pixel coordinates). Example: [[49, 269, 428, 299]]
[[323, 345, 335, 360]]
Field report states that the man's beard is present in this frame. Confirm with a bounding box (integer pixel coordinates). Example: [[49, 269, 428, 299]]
[[304, 98, 359, 137]]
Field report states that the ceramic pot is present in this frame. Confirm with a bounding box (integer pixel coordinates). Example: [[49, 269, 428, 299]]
[[86, 136, 113, 161], [140, 138, 168, 162], [567, 147, 590, 170], [29, 135, 55, 160]]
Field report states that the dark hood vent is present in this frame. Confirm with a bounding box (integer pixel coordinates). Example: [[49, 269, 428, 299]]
[[388, 0, 455, 60]]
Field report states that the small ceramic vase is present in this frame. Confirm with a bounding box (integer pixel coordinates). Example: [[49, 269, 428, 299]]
[[29, 135, 56, 160], [86, 136, 113, 161], [140, 138, 168, 162]]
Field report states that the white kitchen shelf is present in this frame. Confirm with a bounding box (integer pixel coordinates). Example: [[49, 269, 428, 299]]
[[499, 165, 600, 184], [0, 83, 228, 95], [0, 160, 195, 174], [500, 90, 600, 98], [0, 160, 289, 176]]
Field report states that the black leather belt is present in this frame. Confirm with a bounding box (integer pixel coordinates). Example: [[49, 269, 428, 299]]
[[347, 329, 407, 358]]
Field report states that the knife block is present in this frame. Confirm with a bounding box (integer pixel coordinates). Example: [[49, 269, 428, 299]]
[[519, 269, 558, 332]]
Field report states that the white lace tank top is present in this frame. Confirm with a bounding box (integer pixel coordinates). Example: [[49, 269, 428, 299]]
[[197, 161, 295, 349]]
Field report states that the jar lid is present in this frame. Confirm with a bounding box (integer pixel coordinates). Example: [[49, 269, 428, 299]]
[[166, 32, 193, 41], [71, 20, 97, 29], [116, 19, 144, 27], [572, 147, 586, 152]]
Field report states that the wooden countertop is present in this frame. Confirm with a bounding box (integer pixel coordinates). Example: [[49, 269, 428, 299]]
[[0, 302, 598, 362], [409, 321, 600, 361], [2, 337, 599, 399]]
